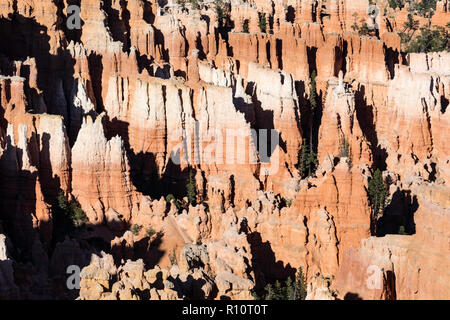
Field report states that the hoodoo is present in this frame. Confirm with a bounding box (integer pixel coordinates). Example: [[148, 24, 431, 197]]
[[0, 0, 448, 301]]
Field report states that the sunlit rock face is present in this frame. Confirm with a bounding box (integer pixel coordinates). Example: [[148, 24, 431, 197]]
[[0, 0, 448, 300]]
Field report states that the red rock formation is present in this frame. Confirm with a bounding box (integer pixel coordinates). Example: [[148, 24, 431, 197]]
[[0, 0, 448, 300], [71, 115, 142, 227]]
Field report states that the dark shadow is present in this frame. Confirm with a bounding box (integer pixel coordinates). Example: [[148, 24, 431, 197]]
[[298, 77, 323, 157], [320, 4, 331, 21], [312, 1, 318, 22], [247, 231, 296, 293], [126, 231, 165, 268], [441, 95, 448, 114], [143, 0, 155, 24], [153, 27, 170, 62], [0, 136, 105, 299], [335, 42, 347, 76], [0, 12, 76, 119], [102, 0, 129, 50], [266, 40, 272, 68], [242, 19, 250, 34], [0, 12, 117, 299], [384, 270, 396, 300], [249, 86, 287, 160], [294, 80, 307, 136], [167, 272, 217, 300], [268, 14, 274, 33], [39, 133, 63, 203], [355, 84, 387, 171], [61, 0, 84, 43], [286, 6, 295, 23], [195, 31, 206, 60], [88, 53, 104, 113], [425, 162, 437, 182], [276, 39, 283, 70], [229, 175, 235, 206], [377, 190, 418, 236], [307, 47, 317, 77], [120, 0, 132, 51], [344, 292, 363, 300], [384, 45, 399, 80], [0, 136, 38, 261]]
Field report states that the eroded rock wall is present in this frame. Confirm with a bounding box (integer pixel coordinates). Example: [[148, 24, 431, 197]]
[[0, 0, 448, 300]]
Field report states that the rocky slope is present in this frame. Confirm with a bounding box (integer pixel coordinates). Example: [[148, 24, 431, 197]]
[[0, 0, 448, 300]]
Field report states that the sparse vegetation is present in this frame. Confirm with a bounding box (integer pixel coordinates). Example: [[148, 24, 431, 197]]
[[186, 167, 197, 206], [359, 22, 371, 36], [146, 227, 156, 238], [389, 1, 448, 52], [388, 0, 437, 15], [352, 19, 371, 36], [398, 225, 408, 235], [295, 267, 308, 300], [178, 0, 202, 10], [308, 70, 319, 157], [190, 0, 200, 10], [52, 191, 88, 242], [284, 198, 293, 208], [410, 0, 437, 19], [255, 267, 307, 300], [339, 136, 350, 158], [297, 139, 318, 179], [130, 224, 142, 236], [351, 12, 371, 36], [399, 13, 420, 46], [169, 248, 178, 265], [404, 24, 450, 53], [387, 0, 407, 10], [178, 0, 187, 9], [166, 194, 181, 211], [368, 169, 389, 219], [309, 70, 318, 117], [56, 191, 87, 228], [339, 136, 352, 167], [258, 13, 267, 33], [243, 20, 250, 33], [297, 70, 319, 179], [214, 0, 230, 25]]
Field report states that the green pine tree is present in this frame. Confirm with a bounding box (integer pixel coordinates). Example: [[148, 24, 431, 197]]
[[309, 70, 318, 150], [190, 0, 200, 10], [261, 267, 308, 300], [166, 194, 181, 211], [57, 191, 87, 228], [368, 169, 389, 219], [339, 136, 350, 158], [339, 136, 352, 167], [243, 20, 250, 33], [405, 25, 449, 53], [297, 139, 318, 179], [305, 150, 318, 178], [285, 277, 296, 300], [186, 167, 197, 205], [295, 267, 307, 300], [258, 14, 267, 33], [306, 70, 319, 177]]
